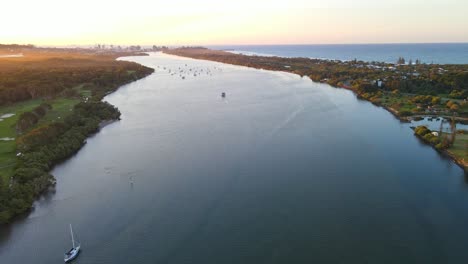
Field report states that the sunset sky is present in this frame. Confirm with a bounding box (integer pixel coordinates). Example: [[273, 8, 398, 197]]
[[2, 0, 467, 46]]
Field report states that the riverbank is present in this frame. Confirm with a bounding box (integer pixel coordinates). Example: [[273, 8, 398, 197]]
[[163, 48, 467, 173], [4, 52, 468, 264], [413, 126, 467, 173], [0, 47, 154, 223]]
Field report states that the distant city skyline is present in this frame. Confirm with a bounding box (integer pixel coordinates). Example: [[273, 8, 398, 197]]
[[2, 0, 468, 46]]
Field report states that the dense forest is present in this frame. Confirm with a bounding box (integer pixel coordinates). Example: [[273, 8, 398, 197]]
[[0, 47, 154, 223], [0, 50, 153, 105]]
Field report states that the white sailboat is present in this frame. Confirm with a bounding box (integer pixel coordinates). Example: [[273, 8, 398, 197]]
[[64, 224, 81, 262]]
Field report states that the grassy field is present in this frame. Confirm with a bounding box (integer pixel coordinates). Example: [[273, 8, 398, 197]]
[[380, 94, 416, 113], [0, 97, 80, 181], [448, 133, 468, 165], [37, 98, 80, 125], [0, 99, 43, 179]]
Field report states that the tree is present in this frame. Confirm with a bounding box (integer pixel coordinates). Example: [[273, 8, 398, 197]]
[[453, 72, 468, 91], [446, 100, 454, 108], [431, 96, 441, 105], [449, 118, 456, 144], [397, 57, 406, 65], [356, 82, 377, 94]]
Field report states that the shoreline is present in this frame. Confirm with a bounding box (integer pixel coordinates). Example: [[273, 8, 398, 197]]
[[211, 43, 468, 65], [446, 149, 468, 173], [163, 48, 467, 173], [0, 118, 126, 226], [412, 127, 468, 173], [0, 52, 154, 224]]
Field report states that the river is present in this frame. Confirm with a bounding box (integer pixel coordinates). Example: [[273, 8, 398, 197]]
[[0, 52, 467, 263]]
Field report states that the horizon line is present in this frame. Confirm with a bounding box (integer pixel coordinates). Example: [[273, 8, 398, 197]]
[[3, 41, 468, 48]]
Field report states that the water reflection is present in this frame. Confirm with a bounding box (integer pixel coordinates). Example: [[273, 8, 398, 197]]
[[1, 52, 467, 264], [410, 116, 468, 131]]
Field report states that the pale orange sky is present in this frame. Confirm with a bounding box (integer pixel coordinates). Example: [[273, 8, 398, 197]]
[[2, 0, 468, 46]]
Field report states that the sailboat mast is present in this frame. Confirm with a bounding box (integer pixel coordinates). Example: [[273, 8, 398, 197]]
[[70, 224, 75, 248]]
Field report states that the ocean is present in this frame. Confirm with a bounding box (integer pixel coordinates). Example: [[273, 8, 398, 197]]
[[208, 43, 468, 65]]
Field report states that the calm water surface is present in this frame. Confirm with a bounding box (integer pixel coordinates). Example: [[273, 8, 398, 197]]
[[0, 52, 467, 264], [211, 43, 468, 64]]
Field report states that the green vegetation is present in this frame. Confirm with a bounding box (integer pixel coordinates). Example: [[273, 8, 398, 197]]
[[414, 126, 444, 149], [414, 125, 467, 171], [0, 101, 121, 223], [165, 47, 468, 172], [0, 99, 43, 179], [165, 48, 468, 119], [0, 46, 154, 223], [0, 54, 151, 105], [447, 131, 468, 167]]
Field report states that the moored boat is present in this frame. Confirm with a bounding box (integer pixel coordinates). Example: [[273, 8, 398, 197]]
[[64, 224, 81, 262]]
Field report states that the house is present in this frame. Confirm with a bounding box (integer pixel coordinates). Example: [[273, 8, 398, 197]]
[[374, 80, 383, 87]]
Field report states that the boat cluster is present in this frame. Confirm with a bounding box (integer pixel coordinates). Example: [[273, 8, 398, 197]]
[[155, 64, 227, 98], [156, 64, 223, 80]]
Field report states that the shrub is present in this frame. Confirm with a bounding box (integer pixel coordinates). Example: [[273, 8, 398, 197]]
[[435, 143, 445, 150], [450, 104, 459, 112], [415, 126, 430, 136], [16, 112, 39, 133], [423, 133, 434, 141], [399, 110, 412, 116], [429, 137, 440, 145]]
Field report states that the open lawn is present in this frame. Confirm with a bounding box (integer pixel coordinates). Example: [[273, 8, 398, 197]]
[[0, 99, 43, 180], [38, 98, 80, 125], [380, 94, 416, 113], [449, 133, 468, 165], [0, 97, 80, 181]]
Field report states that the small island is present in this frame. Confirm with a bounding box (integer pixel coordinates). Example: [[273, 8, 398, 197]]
[[164, 47, 467, 172]]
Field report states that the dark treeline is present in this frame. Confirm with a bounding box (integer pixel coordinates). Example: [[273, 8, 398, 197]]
[[0, 57, 153, 105], [0, 47, 154, 223], [16, 103, 52, 133], [0, 101, 121, 223]]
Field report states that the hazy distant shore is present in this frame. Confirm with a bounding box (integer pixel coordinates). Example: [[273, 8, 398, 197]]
[[209, 43, 468, 65], [0, 54, 23, 58]]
